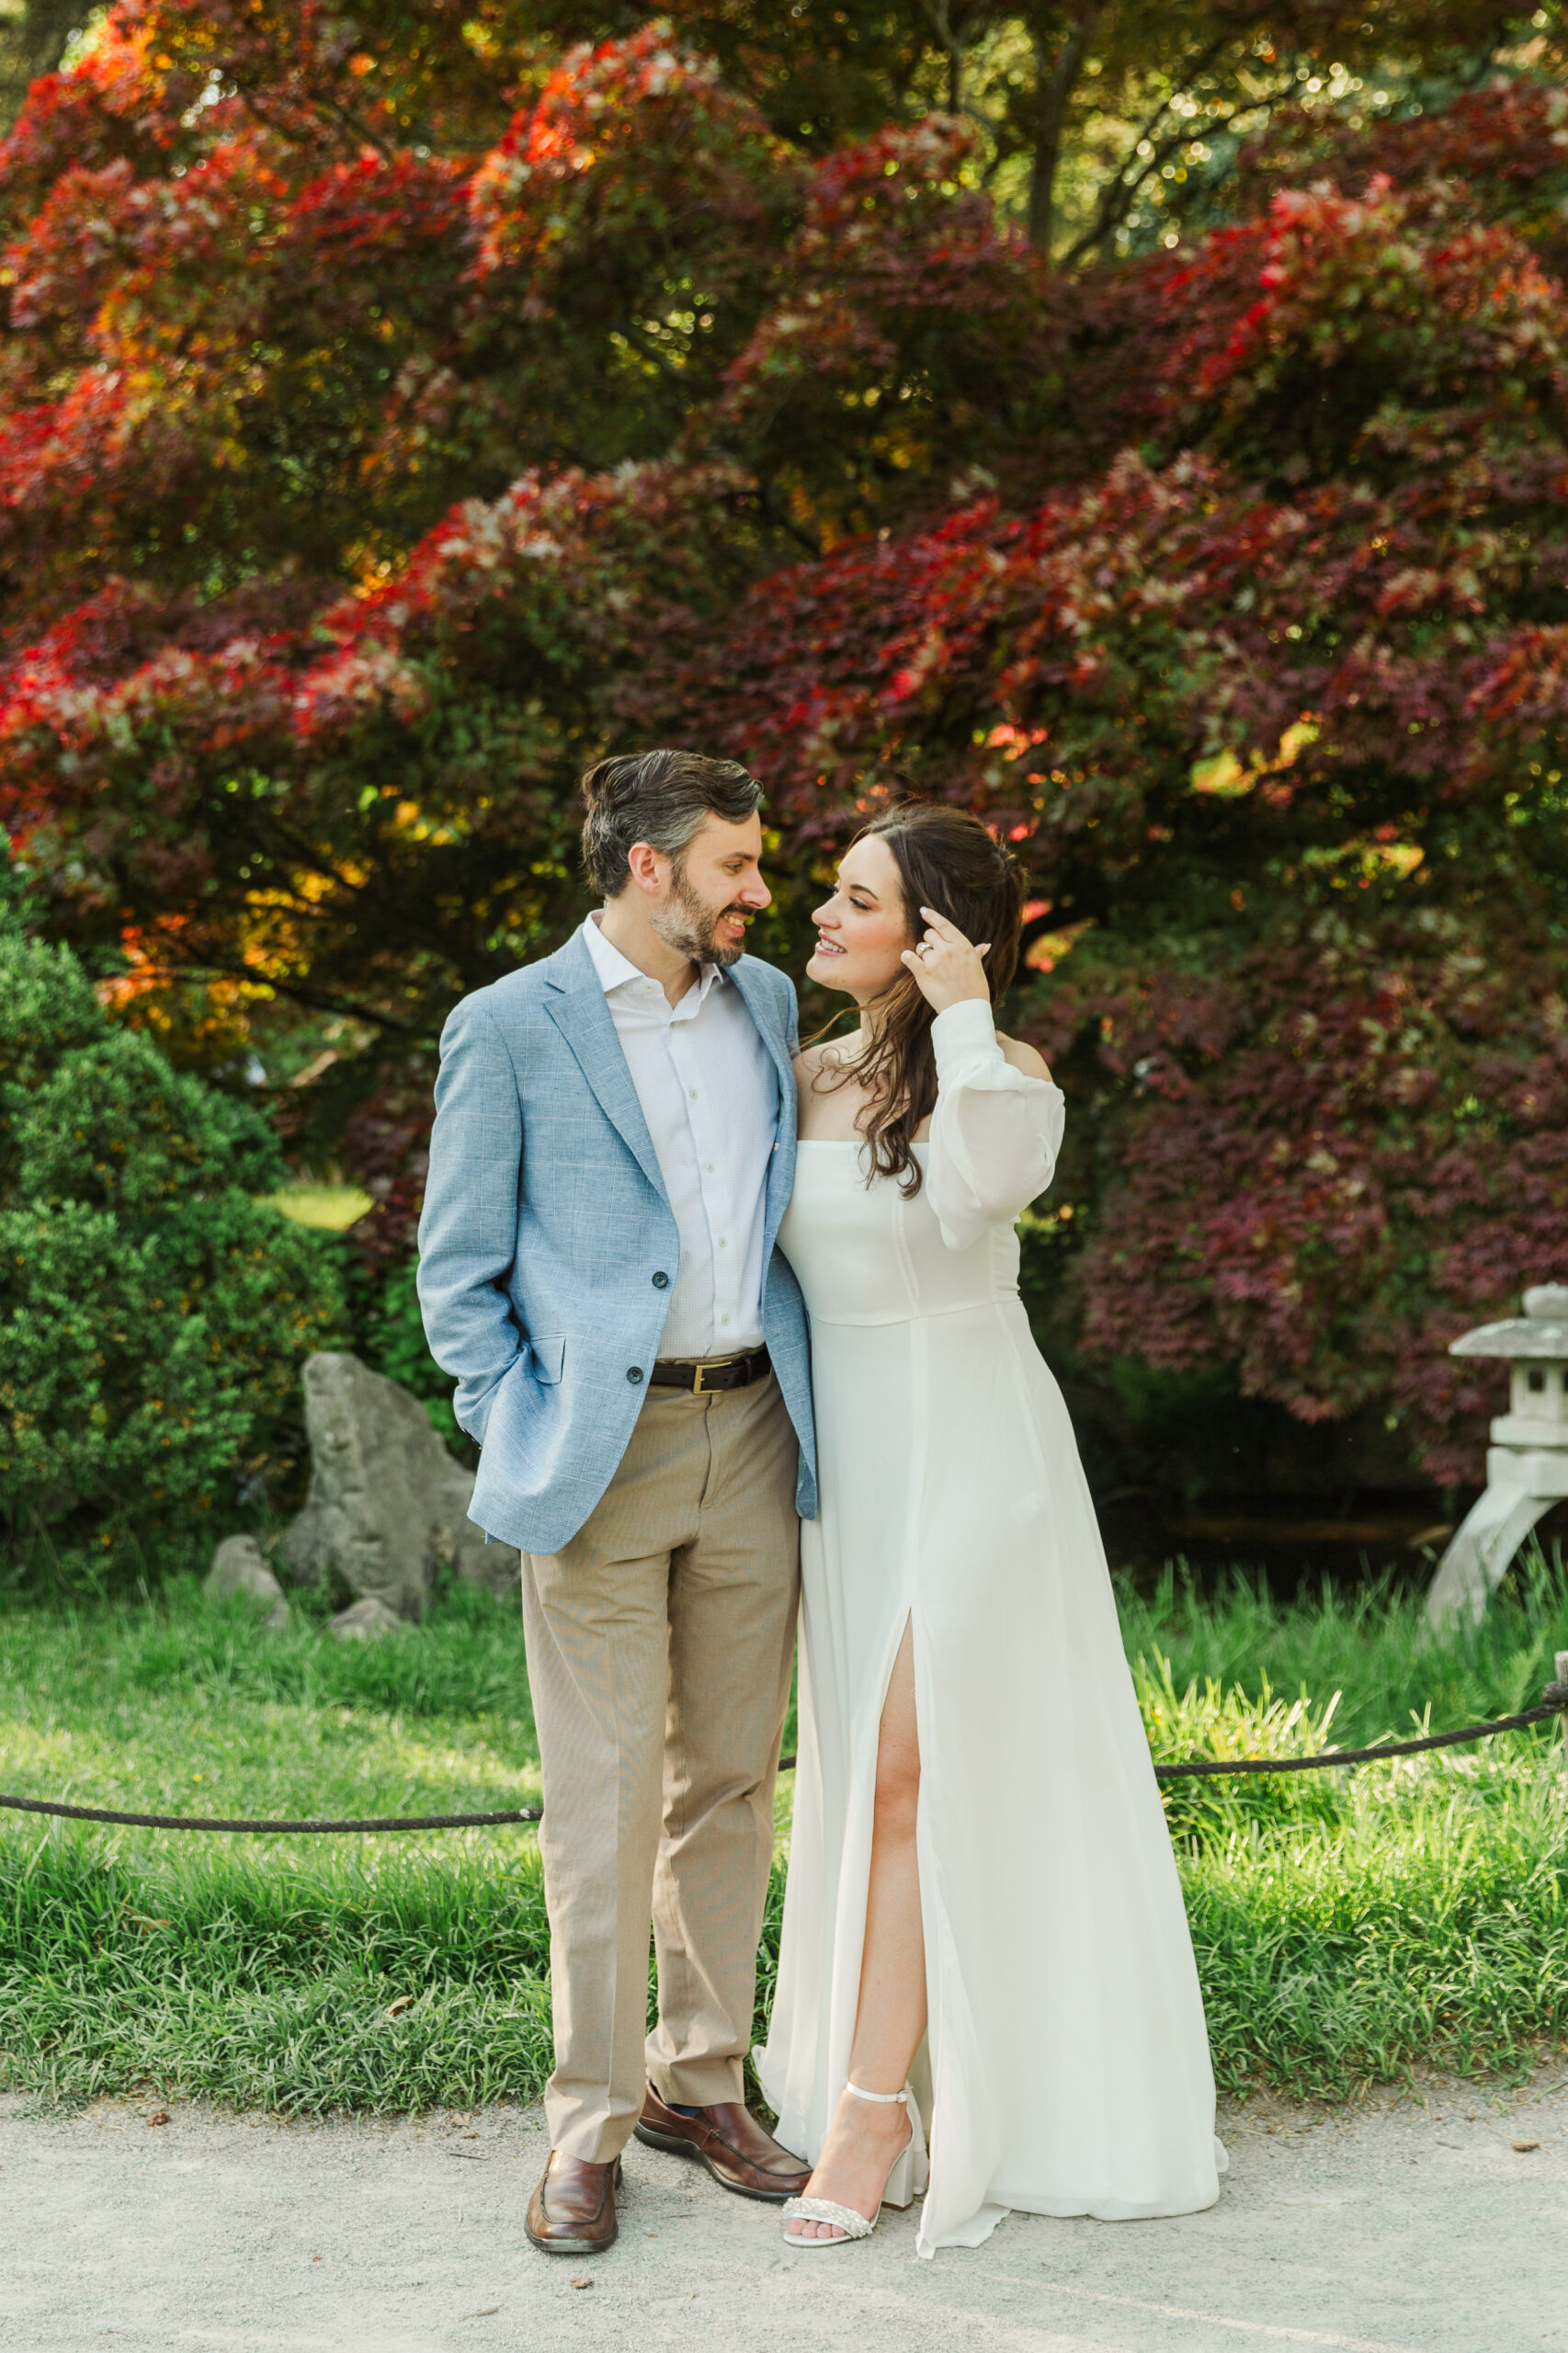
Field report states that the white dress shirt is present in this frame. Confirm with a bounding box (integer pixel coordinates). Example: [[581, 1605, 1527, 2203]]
[[582, 913, 778, 1358]]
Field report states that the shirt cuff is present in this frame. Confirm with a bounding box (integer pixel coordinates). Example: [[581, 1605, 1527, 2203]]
[[931, 997, 1002, 1080]]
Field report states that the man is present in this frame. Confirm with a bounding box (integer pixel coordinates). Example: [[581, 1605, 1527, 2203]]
[[417, 748, 817, 2257]]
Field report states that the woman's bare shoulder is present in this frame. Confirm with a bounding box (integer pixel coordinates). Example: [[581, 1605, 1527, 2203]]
[[994, 1029, 1053, 1083], [793, 1037, 846, 1120], [793, 1038, 840, 1080], [795, 1029, 864, 1083]]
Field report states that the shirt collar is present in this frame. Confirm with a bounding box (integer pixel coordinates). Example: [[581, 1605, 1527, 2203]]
[[583, 912, 726, 1008]]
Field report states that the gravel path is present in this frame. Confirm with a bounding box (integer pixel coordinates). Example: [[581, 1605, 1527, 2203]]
[[3, 2078, 1565, 2352]]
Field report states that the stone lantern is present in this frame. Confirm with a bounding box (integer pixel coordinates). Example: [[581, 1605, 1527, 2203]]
[[1426, 1284, 1568, 1627]]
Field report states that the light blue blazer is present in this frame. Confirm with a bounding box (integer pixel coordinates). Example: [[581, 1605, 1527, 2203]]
[[416, 929, 817, 1557]]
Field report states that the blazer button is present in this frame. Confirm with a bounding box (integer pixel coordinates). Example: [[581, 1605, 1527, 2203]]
[[652, 1271, 669, 1289], [627, 1367, 644, 1384]]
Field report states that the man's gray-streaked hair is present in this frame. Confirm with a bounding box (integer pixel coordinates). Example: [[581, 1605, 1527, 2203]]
[[579, 748, 764, 898]]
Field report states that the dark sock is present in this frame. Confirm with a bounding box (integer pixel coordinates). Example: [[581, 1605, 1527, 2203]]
[[665, 2101, 703, 2117]]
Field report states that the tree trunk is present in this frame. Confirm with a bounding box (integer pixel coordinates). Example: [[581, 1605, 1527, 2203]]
[[920, 0, 966, 116], [1029, 7, 1101, 259]]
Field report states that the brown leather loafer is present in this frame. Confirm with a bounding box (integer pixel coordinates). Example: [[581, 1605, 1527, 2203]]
[[525, 2150, 621, 2255], [633, 2085, 811, 2203]]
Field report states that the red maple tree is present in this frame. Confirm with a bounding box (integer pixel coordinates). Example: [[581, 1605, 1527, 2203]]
[[0, 14, 1564, 1483]]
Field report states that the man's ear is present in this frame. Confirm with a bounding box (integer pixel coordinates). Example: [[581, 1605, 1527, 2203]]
[[625, 841, 665, 894]]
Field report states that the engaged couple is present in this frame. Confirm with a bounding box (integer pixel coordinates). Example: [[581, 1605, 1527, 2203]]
[[417, 749, 1225, 2261]]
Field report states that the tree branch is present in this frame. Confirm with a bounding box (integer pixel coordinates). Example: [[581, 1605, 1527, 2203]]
[[746, 482, 824, 562], [310, 92, 397, 163], [616, 318, 688, 387], [125, 942, 421, 1037], [234, 77, 397, 163], [1062, 41, 1287, 267], [230, 85, 313, 151]]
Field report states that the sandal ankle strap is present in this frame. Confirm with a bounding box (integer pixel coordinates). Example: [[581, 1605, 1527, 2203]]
[[844, 2079, 908, 2105]]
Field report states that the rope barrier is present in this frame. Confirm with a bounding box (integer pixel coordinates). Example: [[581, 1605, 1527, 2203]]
[[2, 1683, 1564, 1834], [1151, 1684, 1568, 1779], [0, 1796, 543, 1833]]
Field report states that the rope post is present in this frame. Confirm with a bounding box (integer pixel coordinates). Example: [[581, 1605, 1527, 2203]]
[[1557, 1651, 1568, 1768]]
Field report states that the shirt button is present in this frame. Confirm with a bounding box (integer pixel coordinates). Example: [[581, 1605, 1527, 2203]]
[[689, 1086, 699, 1099], [626, 1367, 644, 1383], [721, 1315, 730, 1326], [705, 1162, 715, 1173], [652, 1271, 669, 1290], [718, 1238, 727, 1249]]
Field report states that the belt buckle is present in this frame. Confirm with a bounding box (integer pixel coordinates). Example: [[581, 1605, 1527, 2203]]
[[691, 1361, 709, 1396]]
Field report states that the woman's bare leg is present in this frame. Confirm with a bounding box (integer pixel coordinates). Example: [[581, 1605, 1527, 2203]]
[[787, 1620, 925, 2241]]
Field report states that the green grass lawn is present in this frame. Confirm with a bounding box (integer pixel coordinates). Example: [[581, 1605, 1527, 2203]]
[[2, 1558, 1566, 2114]]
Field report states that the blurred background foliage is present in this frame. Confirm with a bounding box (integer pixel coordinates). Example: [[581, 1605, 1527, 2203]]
[[1, 1, 1567, 1562]]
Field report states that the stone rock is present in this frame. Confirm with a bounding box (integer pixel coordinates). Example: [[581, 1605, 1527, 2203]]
[[204, 1535, 290, 1633], [282, 1351, 520, 1620], [329, 1596, 405, 1642], [205, 1534, 280, 1603]]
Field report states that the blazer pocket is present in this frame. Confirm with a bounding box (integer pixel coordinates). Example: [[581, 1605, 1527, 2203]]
[[528, 1334, 566, 1384]]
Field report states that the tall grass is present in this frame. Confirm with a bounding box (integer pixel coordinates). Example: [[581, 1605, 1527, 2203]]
[[1122, 1547, 1568, 1751], [1189, 1766, 1568, 2096], [2, 1553, 1566, 2112]]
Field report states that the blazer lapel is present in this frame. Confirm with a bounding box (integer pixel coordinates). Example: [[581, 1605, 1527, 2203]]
[[542, 933, 669, 1204], [728, 958, 795, 1121], [727, 958, 797, 1248]]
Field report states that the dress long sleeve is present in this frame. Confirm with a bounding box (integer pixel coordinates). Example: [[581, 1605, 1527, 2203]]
[[926, 998, 1065, 1252]]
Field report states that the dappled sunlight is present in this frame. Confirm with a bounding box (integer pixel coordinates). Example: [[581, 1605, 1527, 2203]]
[[0, 1687, 541, 1834], [268, 1186, 374, 1232], [0, 1581, 541, 1844]]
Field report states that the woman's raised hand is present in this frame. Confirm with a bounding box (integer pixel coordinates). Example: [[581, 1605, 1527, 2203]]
[[900, 906, 992, 1017]]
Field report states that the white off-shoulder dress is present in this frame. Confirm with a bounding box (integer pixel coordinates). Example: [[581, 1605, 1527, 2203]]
[[756, 1000, 1224, 2258]]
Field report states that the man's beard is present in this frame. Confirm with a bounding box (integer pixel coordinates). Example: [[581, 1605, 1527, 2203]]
[[650, 863, 750, 969]]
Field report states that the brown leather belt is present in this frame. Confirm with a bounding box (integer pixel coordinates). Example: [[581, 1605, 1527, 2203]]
[[648, 1347, 771, 1395]]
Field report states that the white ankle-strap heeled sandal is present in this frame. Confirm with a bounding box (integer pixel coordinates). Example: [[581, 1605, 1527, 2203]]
[[781, 2081, 917, 2247]]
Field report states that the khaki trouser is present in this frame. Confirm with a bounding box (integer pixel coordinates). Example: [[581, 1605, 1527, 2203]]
[[520, 1371, 801, 2164]]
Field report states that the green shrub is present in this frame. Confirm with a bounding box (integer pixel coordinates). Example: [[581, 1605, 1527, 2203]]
[[0, 875, 346, 1548], [358, 1255, 462, 1450]]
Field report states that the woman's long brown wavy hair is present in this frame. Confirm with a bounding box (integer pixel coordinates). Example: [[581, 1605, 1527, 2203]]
[[813, 801, 1026, 1197]]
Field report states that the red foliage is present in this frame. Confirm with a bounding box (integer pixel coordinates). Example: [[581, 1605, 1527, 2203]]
[[0, 21, 1564, 1482], [0, 13, 201, 222], [1241, 80, 1568, 218], [1064, 927, 1568, 1482], [468, 25, 786, 290], [1154, 174, 1568, 483], [280, 150, 473, 290], [709, 117, 1055, 525]]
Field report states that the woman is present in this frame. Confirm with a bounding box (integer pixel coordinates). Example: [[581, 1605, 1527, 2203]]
[[756, 801, 1224, 2256]]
